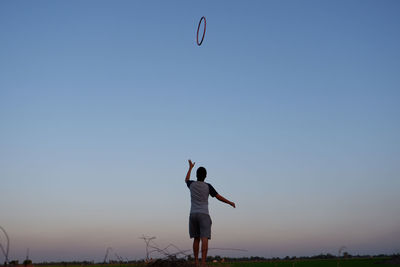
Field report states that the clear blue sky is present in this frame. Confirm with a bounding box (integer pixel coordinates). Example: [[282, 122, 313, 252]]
[[1, 0, 399, 262]]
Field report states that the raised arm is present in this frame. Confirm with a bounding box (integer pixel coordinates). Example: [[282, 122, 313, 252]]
[[185, 159, 195, 182], [216, 194, 236, 208]]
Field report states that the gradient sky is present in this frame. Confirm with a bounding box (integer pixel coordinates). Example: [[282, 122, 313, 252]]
[[1, 0, 399, 263]]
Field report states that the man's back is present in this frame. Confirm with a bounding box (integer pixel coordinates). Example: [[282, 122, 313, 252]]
[[187, 180, 218, 215]]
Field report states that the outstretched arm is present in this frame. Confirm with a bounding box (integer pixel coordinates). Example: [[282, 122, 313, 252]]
[[216, 194, 236, 208], [185, 159, 195, 182]]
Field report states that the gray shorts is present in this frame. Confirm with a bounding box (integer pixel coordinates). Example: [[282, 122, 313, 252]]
[[189, 213, 212, 239]]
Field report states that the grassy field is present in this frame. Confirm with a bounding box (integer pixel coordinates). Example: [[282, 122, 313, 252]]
[[32, 257, 400, 267], [217, 258, 400, 267]]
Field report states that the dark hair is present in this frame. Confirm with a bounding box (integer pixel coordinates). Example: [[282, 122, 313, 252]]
[[196, 167, 207, 181]]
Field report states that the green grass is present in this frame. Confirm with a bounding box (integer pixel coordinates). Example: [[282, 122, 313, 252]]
[[34, 258, 400, 267], [214, 258, 399, 267], [37, 265, 140, 267]]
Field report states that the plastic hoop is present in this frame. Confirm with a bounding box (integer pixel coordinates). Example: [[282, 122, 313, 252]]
[[196, 16, 206, 46]]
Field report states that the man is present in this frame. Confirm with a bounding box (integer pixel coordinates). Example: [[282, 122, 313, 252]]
[[185, 159, 235, 266]]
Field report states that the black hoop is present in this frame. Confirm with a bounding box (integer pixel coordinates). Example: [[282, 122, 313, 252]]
[[196, 16, 206, 46]]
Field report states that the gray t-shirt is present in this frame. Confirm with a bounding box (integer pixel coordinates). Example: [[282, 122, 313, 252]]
[[186, 180, 218, 215]]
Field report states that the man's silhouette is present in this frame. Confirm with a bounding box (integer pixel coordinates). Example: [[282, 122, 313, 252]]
[[185, 159, 235, 266]]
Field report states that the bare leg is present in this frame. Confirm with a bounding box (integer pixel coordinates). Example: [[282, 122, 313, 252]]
[[201, 237, 208, 267], [193, 237, 200, 266]]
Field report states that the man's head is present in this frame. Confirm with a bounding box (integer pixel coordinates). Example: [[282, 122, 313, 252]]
[[196, 167, 207, 181]]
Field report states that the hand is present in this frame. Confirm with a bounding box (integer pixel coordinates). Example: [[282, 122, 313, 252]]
[[230, 202, 236, 208], [188, 159, 195, 169]]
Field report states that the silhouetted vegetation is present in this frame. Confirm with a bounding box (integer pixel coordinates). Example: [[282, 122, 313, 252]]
[[2, 254, 400, 267]]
